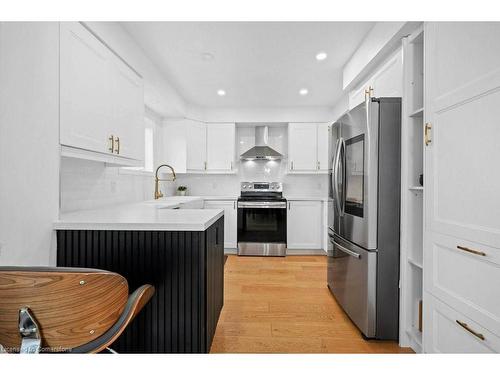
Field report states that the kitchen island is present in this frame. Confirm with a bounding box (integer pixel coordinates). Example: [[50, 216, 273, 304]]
[[54, 199, 224, 353]]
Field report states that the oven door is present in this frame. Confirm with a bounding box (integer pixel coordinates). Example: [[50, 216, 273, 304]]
[[237, 201, 287, 256]]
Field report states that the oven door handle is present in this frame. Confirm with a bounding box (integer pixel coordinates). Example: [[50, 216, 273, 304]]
[[237, 201, 287, 209]]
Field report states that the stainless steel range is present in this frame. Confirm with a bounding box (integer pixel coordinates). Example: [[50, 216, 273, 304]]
[[237, 182, 287, 256]]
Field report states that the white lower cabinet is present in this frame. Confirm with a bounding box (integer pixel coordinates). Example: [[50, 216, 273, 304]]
[[204, 200, 237, 249], [286, 200, 322, 249], [424, 292, 500, 353]]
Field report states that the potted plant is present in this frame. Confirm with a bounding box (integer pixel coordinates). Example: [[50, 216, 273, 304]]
[[176, 186, 188, 196]]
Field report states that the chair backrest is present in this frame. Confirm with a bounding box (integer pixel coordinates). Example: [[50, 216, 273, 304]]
[[0, 267, 128, 353]]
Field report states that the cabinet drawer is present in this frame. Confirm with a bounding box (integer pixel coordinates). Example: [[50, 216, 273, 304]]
[[424, 292, 500, 353], [425, 232, 500, 336]]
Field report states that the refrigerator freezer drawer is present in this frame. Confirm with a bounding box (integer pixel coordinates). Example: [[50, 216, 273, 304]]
[[327, 234, 377, 337]]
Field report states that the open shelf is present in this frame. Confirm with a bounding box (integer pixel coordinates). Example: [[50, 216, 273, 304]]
[[400, 25, 424, 354]]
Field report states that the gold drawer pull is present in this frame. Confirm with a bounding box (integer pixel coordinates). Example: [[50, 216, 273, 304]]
[[457, 245, 486, 257], [456, 320, 485, 341]]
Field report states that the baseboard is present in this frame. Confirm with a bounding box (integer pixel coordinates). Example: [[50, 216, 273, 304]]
[[224, 248, 237, 255], [285, 248, 327, 255]]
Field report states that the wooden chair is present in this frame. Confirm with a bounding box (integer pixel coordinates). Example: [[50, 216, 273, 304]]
[[0, 267, 154, 353]]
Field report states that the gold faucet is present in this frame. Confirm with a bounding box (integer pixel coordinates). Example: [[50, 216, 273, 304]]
[[154, 164, 177, 200]]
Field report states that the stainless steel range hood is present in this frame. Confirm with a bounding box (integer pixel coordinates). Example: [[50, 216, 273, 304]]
[[240, 126, 282, 161]]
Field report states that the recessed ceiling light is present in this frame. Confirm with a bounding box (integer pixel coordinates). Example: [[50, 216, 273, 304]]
[[299, 88, 309, 96], [201, 52, 214, 61], [217, 89, 226, 96], [316, 51, 328, 61]]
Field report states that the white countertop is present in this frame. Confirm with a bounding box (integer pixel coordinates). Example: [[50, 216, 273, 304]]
[[54, 197, 223, 231]]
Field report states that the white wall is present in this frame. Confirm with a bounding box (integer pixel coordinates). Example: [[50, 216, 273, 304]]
[[0, 22, 60, 266], [60, 159, 155, 212]]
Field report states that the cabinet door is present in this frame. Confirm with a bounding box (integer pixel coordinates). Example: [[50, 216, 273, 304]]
[[206, 123, 235, 172], [110, 55, 144, 160], [349, 83, 369, 110], [371, 50, 403, 98], [288, 123, 317, 172], [186, 121, 207, 171], [287, 200, 322, 249], [204, 200, 237, 249], [316, 123, 330, 171], [423, 292, 500, 353], [60, 22, 112, 153], [424, 22, 500, 249]]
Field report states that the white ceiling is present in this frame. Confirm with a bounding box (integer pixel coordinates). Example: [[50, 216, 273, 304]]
[[121, 22, 375, 108]]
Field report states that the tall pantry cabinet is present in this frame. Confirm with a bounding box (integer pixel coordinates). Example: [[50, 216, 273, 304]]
[[423, 22, 500, 353]]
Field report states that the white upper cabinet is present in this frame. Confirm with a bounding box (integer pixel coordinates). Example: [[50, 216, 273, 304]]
[[348, 50, 403, 110], [288, 123, 329, 173], [316, 123, 330, 171], [110, 55, 144, 160], [206, 123, 235, 172], [186, 121, 207, 172], [60, 22, 112, 154], [60, 22, 144, 164]]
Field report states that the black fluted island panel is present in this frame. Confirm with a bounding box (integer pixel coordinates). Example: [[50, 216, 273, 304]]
[[56, 217, 224, 353]]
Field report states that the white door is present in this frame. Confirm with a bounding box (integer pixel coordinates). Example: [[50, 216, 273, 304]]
[[60, 22, 113, 154], [287, 200, 323, 249], [424, 22, 500, 249], [110, 55, 144, 160], [206, 123, 235, 172], [204, 200, 237, 249], [316, 123, 330, 172], [288, 123, 317, 172], [186, 120, 207, 172]]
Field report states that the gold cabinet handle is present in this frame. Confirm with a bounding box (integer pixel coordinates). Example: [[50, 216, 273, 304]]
[[457, 245, 486, 257], [291, 161, 294, 170], [456, 320, 485, 341], [114, 136, 120, 154], [425, 123, 432, 146], [364, 86, 374, 100], [108, 135, 114, 153], [204, 161, 207, 170], [317, 161, 320, 170], [230, 161, 233, 171]]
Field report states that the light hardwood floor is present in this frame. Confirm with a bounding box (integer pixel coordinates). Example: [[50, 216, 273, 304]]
[[210, 255, 413, 354]]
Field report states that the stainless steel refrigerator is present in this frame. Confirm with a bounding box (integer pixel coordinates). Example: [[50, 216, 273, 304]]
[[327, 97, 401, 340]]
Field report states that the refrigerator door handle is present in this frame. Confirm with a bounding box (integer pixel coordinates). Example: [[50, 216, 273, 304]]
[[334, 240, 361, 259], [333, 138, 344, 216]]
